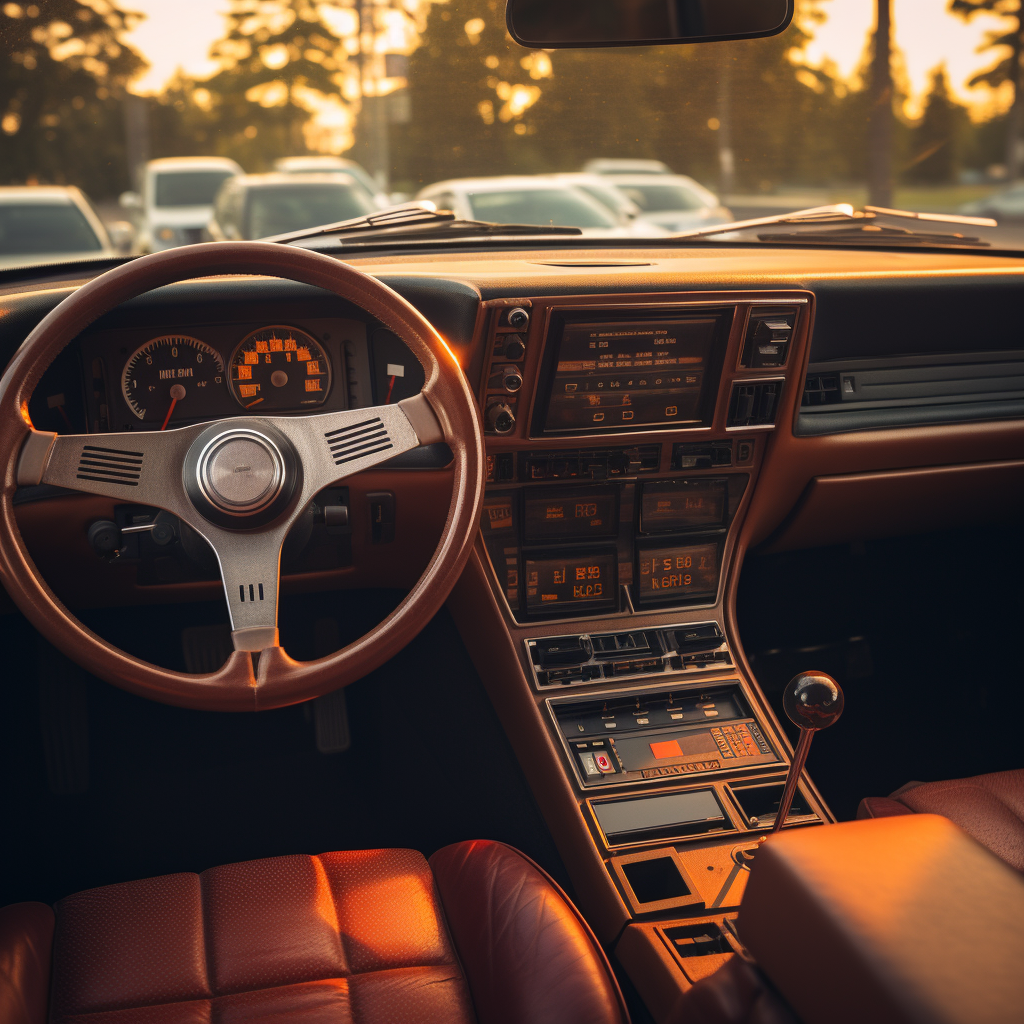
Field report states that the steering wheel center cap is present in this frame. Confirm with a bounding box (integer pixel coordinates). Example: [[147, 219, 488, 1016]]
[[199, 432, 283, 515], [185, 423, 299, 528]]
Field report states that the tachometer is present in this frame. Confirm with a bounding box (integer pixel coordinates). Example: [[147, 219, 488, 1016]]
[[121, 335, 225, 427], [228, 326, 332, 411]]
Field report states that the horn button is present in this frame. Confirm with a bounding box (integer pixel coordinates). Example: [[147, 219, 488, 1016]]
[[185, 424, 299, 528]]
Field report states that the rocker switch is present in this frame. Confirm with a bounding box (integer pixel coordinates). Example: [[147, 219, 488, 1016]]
[[367, 492, 395, 543]]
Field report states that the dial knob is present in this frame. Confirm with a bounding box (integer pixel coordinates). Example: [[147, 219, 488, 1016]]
[[507, 307, 530, 330], [486, 401, 516, 434], [503, 335, 526, 360], [783, 671, 844, 731], [501, 366, 523, 393]]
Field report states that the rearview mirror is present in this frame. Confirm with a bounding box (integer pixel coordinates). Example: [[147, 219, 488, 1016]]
[[506, 0, 793, 48]]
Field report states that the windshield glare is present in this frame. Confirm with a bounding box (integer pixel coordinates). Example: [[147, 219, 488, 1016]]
[[2, 0, 1024, 263], [154, 172, 237, 208]]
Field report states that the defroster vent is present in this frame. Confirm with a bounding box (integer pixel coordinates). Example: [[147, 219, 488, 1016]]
[[76, 445, 143, 485], [325, 417, 393, 466], [727, 382, 782, 428]]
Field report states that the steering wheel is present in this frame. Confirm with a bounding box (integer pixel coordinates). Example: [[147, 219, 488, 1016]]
[[0, 243, 485, 711]]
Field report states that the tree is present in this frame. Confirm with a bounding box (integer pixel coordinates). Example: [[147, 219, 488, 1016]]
[[0, 1, 146, 196], [907, 65, 970, 183], [203, 0, 357, 169], [952, 0, 1024, 178]]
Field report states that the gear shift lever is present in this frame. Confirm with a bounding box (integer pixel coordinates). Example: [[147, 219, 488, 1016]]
[[772, 671, 844, 833]]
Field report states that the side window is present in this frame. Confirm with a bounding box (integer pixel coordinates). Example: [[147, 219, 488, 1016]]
[[431, 192, 457, 212]]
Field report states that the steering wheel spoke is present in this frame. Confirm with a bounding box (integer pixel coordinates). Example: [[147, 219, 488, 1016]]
[[17, 424, 205, 516]]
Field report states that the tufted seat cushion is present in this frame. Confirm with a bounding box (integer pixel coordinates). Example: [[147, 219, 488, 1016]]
[[1, 841, 628, 1024], [857, 768, 1024, 872]]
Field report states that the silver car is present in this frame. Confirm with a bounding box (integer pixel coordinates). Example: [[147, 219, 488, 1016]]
[[603, 173, 733, 233], [0, 186, 117, 269]]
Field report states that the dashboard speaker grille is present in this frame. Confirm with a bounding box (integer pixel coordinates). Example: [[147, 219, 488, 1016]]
[[324, 417, 393, 465], [76, 445, 143, 485]]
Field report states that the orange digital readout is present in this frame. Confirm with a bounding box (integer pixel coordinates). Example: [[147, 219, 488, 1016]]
[[305, 379, 322, 392], [306, 360, 320, 375], [650, 740, 683, 759], [296, 347, 310, 361], [255, 340, 269, 353], [238, 384, 260, 398], [236, 365, 252, 379], [243, 351, 258, 364], [269, 337, 284, 352], [284, 337, 297, 351]]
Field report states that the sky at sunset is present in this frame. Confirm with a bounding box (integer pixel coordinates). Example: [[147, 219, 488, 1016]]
[[124, 0, 1013, 117]]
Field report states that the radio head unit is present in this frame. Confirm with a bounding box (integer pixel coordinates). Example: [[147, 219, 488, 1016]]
[[533, 310, 731, 435]]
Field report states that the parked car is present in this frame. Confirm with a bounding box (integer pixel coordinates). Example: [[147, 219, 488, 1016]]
[[416, 176, 638, 236], [542, 172, 668, 235], [273, 155, 390, 208], [207, 173, 379, 241], [960, 184, 1024, 222], [0, 186, 117, 268], [603, 172, 733, 232], [119, 156, 243, 252], [582, 157, 673, 175]]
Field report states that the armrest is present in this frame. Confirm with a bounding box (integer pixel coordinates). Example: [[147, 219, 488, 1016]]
[[737, 814, 1024, 1024]]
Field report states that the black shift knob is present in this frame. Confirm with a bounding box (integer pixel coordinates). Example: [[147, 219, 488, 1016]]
[[783, 671, 844, 731]]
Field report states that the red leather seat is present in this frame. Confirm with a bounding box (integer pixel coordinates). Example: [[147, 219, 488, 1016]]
[[857, 767, 1024, 872], [0, 840, 629, 1024]]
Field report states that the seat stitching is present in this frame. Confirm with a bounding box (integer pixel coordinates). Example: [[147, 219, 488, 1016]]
[[197, 871, 215, 1001], [314, 853, 349, 977], [54, 964, 461, 1018]]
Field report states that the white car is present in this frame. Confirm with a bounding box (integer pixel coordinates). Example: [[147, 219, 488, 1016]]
[[959, 184, 1024, 222], [120, 156, 243, 252], [582, 157, 673, 175], [542, 173, 668, 236], [415, 176, 638, 236], [273, 156, 390, 208], [0, 186, 117, 269], [603, 173, 733, 233]]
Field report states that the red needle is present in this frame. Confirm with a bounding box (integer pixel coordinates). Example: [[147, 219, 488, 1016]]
[[385, 375, 396, 403], [160, 397, 177, 431]]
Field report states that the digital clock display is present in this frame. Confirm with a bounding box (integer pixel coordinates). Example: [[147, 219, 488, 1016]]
[[641, 479, 726, 533], [523, 488, 617, 541], [525, 550, 617, 615], [637, 541, 719, 604]]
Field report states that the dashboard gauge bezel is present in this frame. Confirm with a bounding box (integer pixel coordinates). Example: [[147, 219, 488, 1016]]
[[227, 324, 333, 412], [120, 334, 226, 423]]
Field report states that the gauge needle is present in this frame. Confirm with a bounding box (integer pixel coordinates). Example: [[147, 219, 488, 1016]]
[[385, 375, 396, 403], [245, 397, 264, 409], [161, 384, 187, 430]]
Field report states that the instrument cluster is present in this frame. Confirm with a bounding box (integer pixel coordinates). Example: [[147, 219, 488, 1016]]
[[71, 314, 408, 433]]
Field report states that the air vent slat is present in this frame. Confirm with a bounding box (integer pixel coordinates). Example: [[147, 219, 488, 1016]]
[[76, 445, 143, 486], [324, 417, 393, 466]]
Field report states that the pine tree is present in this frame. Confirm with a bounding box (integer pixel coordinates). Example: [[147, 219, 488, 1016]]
[[907, 65, 969, 184]]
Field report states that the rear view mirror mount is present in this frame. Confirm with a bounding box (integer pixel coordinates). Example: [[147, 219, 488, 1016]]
[[506, 0, 794, 49]]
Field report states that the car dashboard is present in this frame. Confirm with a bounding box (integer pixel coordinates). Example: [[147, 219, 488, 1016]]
[[4, 242, 1024, 1022]]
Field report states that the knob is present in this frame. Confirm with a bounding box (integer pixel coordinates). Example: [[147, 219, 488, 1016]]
[[503, 335, 526, 360], [486, 401, 516, 434], [507, 307, 529, 330], [501, 366, 523, 393], [783, 671, 845, 731], [87, 519, 121, 557], [771, 671, 844, 834]]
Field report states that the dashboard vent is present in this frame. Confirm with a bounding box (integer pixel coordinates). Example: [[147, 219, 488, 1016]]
[[325, 416, 393, 466], [802, 374, 841, 406], [76, 445, 143, 485], [727, 382, 782, 427]]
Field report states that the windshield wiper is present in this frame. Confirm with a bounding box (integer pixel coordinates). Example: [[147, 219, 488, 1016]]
[[757, 222, 989, 248], [264, 201, 581, 244], [672, 203, 997, 243]]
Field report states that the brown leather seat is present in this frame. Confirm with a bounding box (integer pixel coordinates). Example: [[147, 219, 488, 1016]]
[[0, 840, 629, 1024], [857, 767, 1024, 872]]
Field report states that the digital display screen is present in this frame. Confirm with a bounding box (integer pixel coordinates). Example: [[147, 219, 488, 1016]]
[[543, 318, 718, 433], [637, 541, 718, 604], [524, 488, 617, 541], [641, 479, 726, 533], [480, 495, 515, 537], [525, 550, 617, 615]]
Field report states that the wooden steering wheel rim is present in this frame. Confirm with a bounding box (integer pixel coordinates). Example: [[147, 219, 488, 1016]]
[[0, 242, 485, 711]]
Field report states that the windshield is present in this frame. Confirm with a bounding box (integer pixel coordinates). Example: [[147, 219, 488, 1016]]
[[154, 171, 237, 208], [467, 188, 616, 228], [2, 0, 1024, 264], [248, 185, 376, 238], [0, 203, 102, 255]]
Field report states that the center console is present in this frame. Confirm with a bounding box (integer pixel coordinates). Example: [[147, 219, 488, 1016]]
[[452, 288, 828, 1022]]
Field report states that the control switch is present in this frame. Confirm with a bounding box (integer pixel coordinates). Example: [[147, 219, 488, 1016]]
[[367, 491, 395, 543]]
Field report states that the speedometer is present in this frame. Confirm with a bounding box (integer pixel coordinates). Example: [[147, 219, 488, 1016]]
[[228, 326, 331, 411], [121, 335, 225, 427]]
